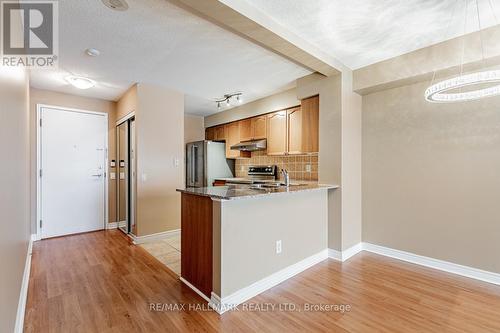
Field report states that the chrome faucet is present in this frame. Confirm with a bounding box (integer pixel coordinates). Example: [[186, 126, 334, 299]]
[[281, 169, 290, 187]]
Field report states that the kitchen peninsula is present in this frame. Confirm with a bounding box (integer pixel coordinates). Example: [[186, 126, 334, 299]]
[[176, 183, 338, 313]]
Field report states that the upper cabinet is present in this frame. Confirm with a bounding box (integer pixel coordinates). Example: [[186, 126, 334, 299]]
[[205, 127, 215, 141], [252, 116, 267, 140], [266, 111, 287, 155], [239, 116, 267, 142], [287, 107, 303, 155], [299, 95, 319, 154], [225, 122, 250, 159], [204, 95, 318, 157], [215, 125, 226, 141], [238, 118, 253, 142]]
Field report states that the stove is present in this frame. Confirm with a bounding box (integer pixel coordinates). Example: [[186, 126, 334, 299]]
[[223, 165, 278, 185], [247, 165, 278, 181]]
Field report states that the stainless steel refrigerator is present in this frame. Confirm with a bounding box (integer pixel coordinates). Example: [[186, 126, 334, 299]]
[[186, 141, 235, 187]]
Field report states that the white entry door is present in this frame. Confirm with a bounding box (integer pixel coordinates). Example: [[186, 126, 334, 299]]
[[40, 106, 107, 239]]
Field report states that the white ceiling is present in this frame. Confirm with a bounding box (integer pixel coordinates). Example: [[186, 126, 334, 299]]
[[29, 0, 310, 115], [243, 0, 500, 69]]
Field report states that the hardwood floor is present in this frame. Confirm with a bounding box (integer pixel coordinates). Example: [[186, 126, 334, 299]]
[[25, 230, 500, 333]]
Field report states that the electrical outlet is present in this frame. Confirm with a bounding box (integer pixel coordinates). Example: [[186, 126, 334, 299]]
[[276, 240, 282, 254], [173, 157, 180, 167], [241, 165, 245, 172], [305, 164, 312, 172]]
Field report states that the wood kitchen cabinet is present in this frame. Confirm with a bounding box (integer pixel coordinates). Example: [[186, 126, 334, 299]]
[[287, 107, 303, 154], [215, 125, 226, 141], [295, 95, 319, 154], [225, 122, 250, 159], [266, 111, 287, 155], [238, 118, 253, 142], [251, 115, 267, 140], [239, 116, 267, 141], [205, 127, 215, 141]]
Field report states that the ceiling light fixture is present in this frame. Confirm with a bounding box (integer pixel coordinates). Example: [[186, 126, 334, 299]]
[[101, 0, 129, 11], [425, 0, 500, 103], [85, 48, 100, 57], [65, 75, 96, 90], [214, 92, 243, 110]]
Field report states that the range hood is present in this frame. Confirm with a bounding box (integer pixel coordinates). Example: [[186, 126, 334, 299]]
[[230, 139, 267, 152]]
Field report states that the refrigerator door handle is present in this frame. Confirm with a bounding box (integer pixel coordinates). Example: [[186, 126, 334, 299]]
[[193, 145, 198, 184]]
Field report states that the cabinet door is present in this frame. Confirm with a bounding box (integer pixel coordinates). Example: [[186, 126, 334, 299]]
[[215, 126, 226, 141], [266, 111, 287, 155], [239, 119, 253, 142], [287, 107, 302, 155], [225, 123, 250, 159], [205, 127, 215, 141], [252, 116, 267, 140], [300, 95, 319, 153]]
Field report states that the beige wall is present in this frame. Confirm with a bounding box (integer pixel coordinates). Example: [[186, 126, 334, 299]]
[[135, 83, 184, 236], [214, 190, 328, 297], [362, 79, 500, 274], [204, 88, 299, 127], [29, 88, 118, 229], [0, 67, 31, 333], [184, 114, 205, 143], [116, 85, 137, 120]]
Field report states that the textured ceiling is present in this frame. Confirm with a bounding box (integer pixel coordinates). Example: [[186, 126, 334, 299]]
[[29, 0, 310, 115], [243, 0, 500, 69]]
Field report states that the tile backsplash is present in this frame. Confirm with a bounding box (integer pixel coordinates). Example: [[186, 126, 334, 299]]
[[235, 151, 318, 181]]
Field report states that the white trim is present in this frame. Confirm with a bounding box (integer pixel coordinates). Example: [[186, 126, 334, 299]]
[[211, 249, 328, 314], [116, 111, 135, 126], [362, 243, 500, 286], [341, 243, 363, 261], [14, 235, 34, 333], [328, 243, 363, 262], [180, 277, 211, 303], [328, 248, 342, 261], [129, 229, 180, 245], [106, 222, 118, 230], [36, 104, 109, 240]]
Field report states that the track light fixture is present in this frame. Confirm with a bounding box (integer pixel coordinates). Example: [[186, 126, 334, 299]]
[[214, 92, 243, 110]]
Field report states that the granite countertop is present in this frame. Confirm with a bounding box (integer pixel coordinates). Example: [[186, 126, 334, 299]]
[[176, 183, 339, 201]]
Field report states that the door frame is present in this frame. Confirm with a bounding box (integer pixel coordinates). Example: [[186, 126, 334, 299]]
[[36, 104, 109, 240]]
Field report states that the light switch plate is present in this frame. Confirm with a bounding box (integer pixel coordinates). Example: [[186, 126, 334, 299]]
[[305, 164, 312, 172]]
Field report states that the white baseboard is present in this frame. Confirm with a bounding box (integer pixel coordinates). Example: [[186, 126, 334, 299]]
[[210, 249, 329, 314], [15, 235, 34, 333], [328, 248, 342, 261], [362, 242, 500, 286], [106, 222, 118, 230], [328, 243, 363, 262], [180, 277, 211, 303], [130, 229, 180, 245]]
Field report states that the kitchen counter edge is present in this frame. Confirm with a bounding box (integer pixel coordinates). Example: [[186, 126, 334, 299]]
[[176, 184, 339, 201]]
